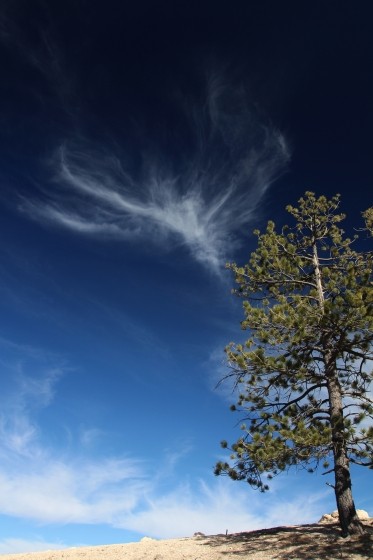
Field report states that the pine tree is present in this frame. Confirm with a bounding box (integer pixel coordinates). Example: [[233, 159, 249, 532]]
[[215, 192, 373, 537]]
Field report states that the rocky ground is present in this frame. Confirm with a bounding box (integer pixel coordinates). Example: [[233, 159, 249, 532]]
[[1, 520, 372, 560]]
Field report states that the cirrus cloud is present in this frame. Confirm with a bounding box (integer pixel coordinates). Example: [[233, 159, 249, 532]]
[[19, 75, 290, 273]]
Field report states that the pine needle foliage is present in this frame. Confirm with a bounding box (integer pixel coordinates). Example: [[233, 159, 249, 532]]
[[215, 192, 373, 536]]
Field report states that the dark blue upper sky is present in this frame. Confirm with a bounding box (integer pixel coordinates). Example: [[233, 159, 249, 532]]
[[0, 0, 372, 554]]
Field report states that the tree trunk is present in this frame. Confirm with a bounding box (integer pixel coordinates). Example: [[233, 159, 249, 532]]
[[312, 237, 364, 537], [327, 372, 365, 537]]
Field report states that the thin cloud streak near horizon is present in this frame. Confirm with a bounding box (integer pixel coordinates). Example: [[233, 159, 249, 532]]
[[19, 78, 290, 272]]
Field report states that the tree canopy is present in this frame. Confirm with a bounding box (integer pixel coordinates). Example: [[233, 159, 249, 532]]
[[215, 192, 373, 536]]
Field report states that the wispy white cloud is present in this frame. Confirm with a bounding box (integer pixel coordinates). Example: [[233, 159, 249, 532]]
[[0, 339, 146, 526], [0, 6, 74, 110], [119, 478, 329, 538], [0, 476, 331, 553], [0, 458, 146, 525], [79, 426, 105, 448], [0, 341, 64, 459], [0, 337, 333, 554], [19, 76, 290, 273]]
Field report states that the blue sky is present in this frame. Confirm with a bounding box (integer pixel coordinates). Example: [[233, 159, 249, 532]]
[[0, 0, 372, 554]]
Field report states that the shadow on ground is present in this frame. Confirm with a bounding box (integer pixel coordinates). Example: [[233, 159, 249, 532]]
[[200, 523, 373, 559]]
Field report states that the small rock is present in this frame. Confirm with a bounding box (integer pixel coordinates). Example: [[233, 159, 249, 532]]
[[318, 513, 334, 523], [318, 509, 370, 523], [356, 509, 370, 520]]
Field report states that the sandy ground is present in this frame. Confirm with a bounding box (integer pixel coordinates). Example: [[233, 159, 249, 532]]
[[1, 522, 372, 560]]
